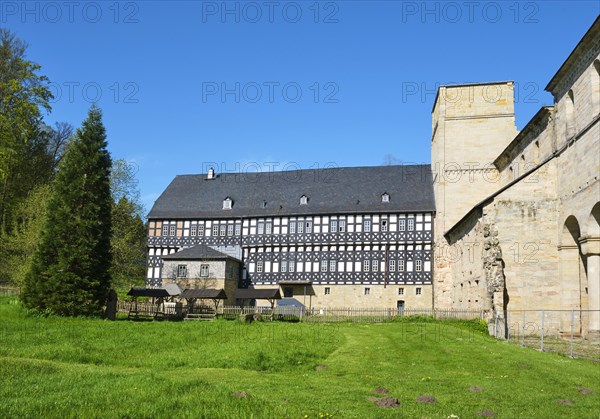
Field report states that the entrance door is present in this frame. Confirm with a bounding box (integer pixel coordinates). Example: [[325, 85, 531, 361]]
[[397, 300, 405, 315]]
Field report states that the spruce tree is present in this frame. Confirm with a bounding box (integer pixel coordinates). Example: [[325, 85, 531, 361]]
[[22, 106, 112, 316]]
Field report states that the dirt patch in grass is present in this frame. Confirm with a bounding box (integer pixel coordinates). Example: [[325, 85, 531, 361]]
[[232, 391, 249, 398], [556, 399, 573, 405], [469, 386, 484, 392], [368, 397, 400, 408], [315, 364, 328, 371], [374, 386, 389, 394], [416, 395, 437, 404], [578, 387, 593, 394], [476, 410, 495, 417]]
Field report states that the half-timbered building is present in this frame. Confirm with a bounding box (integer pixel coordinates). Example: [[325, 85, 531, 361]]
[[147, 165, 435, 309]]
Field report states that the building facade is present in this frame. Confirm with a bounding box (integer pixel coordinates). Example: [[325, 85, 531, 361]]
[[432, 17, 600, 337], [146, 17, 599, 332], [147, 165, 435, 308]]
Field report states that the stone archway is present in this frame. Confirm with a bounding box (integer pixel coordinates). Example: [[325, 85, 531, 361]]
[[559, 216, 586, 335], [580, 203, 600, 338]]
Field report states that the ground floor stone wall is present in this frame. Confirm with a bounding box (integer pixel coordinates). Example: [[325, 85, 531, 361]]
[[248, 283, 432, 310], [444, 160, 562, 331]]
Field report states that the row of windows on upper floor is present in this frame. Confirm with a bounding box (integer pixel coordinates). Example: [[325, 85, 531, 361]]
[[151, 215, 431, 238], [221, 193, 393, 210], [148, 243, 431, 257], [323, 287, 421, 296], [249, 258, 431, 274], [174, 263, 236, 279]]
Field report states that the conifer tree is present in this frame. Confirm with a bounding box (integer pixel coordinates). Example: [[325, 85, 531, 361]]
[[22, 106, 112, 316]]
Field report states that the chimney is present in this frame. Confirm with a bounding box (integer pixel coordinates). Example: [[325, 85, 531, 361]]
[[207, 167, 215, 179]]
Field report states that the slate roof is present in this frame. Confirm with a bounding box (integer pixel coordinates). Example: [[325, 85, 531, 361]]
[[235, 288, 282, 300], [148, 165, 434, 219], [161, 245, 240, 261], [180, 288, 228, 299], [127, 287, 170, 298], [163, 283, 183, 296]]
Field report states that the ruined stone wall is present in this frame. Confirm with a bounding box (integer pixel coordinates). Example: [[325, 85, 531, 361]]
[[446, 150, 559, 306], [431, 82, 519, 309]]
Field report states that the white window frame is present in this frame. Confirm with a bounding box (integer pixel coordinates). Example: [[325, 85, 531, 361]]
[[288, 260, 295, 272], [297, 221, 304, 233], [320, 260, 328, 272], [162, 225, 169, 236], [372, 260, 378, 272], [329, 260, 336, 272], [219, 225, 226, 236], [416, 260, 422, 272], [191, 225, 197, 236], [408, 218, 415, 231], [234, 224, 241, 236], [223, 198, 232, 210], [257, 222, 265, 235], [364, 219, 371, 232], [338, 220, 346, 232], [399, 259, 405, 271], [305, 221, 312, 233], [198, 225, 205, 236], [256, 261, 263, 273], [265, 222, 272, 235], [281, 260, 288, 273], [200, 264, 209, 277], [227, 224, 234, 236], [389, 259, 396, 272], [177, 264, 187, 278], [212, 225, 219, 236], [381, 220, 388, 232], [382, 193, 390, 203], [169, 225, 176, 236], [399, 219, 406, 231], [300, 195, 308, 205], [330, 220, 338, 233], [363, 260, 370, 272], [289, 222, 296, 234]]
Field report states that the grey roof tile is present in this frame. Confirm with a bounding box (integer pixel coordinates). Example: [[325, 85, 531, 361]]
[[148, 164, 434, 219], [161, 245, 240, 261]]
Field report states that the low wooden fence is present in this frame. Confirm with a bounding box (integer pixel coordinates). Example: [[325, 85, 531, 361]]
[[0, 286, 19, 297], [116, 300, 483, 323]]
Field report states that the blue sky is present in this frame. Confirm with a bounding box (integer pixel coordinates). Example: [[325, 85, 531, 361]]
[[2, 1, 598, 213]]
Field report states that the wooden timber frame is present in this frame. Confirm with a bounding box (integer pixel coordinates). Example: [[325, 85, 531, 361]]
[[235, 288, 282, 321], [180, 288, 228, 320], [126, 287, 171, 320]]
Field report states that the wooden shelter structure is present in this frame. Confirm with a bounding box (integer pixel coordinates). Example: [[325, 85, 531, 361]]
[[126, 287, 170, 320], [180, 288, 228, 320], [236, 288, 281, 320]]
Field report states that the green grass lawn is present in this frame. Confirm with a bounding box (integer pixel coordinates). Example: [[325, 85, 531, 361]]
[[1, 297, 598, 418]]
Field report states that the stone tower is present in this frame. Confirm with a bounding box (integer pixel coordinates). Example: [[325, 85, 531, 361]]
[[431, 82, 519, 308]]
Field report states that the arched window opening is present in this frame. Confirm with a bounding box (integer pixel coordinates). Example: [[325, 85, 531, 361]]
[[592, 60, 600, 116], [565, 89, 575, 139]]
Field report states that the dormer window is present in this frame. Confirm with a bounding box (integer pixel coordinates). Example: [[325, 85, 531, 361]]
[[223, 197, 232, 210], [261, 201, 267, 208], [382, 193, 390, 203], [300, 195, 308, 205]]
